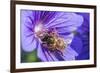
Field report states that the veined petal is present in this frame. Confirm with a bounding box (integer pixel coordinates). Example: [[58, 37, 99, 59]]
[[37, 43, 58, 61], [21, 35, 38, 52], [60, 33, 74, 45], [37, 43, 48, 61], [21, 10, 38, 52], [41, 12, 56, 24], [45, 12, 83, 33], [37, 42, 47, 61], [62, 46, 78, 60]]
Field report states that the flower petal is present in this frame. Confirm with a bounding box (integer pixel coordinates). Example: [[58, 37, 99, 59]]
[[71, 36, 83, 54], [21, 10, 38, 52], [41, 11, 56, 24], [60, 33, 74, 45], [37, 43, 58, 61], [45, 12, 83, 33], [37, 43, 78, 61], [37, 43, 48, 61], [21, 35, 38, 52], [62, 46, 78, 60]]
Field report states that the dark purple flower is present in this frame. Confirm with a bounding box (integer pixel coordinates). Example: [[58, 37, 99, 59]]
[[71, 13, 90, 60], [21, 10, 83, 62]]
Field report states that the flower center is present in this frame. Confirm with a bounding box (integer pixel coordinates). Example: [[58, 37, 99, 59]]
[[34, 26, 66, 51]]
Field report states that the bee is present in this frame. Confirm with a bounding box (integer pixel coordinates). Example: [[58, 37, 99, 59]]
[[35, 27, 67, 51], [41, 30, 67, 51]]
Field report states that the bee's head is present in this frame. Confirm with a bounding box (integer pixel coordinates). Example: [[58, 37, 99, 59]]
[[41, 34, 55, 45]]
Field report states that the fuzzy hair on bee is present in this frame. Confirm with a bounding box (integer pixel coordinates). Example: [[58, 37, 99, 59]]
[[40, 30, 67, 51]]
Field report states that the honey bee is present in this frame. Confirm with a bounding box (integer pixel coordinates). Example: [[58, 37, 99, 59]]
[[35, 27, 67, 51], [41, 30, 67, 51]]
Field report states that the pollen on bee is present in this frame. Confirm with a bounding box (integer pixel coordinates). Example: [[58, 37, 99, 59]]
[[38, 28, 67, 51]]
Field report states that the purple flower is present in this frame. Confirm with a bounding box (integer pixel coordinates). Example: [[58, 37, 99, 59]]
[[21, 10, 83, 61], [71, 13, 90, 60]]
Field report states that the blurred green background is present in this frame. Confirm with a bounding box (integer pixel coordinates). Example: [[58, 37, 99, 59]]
[[21, 49, 41, 63]]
